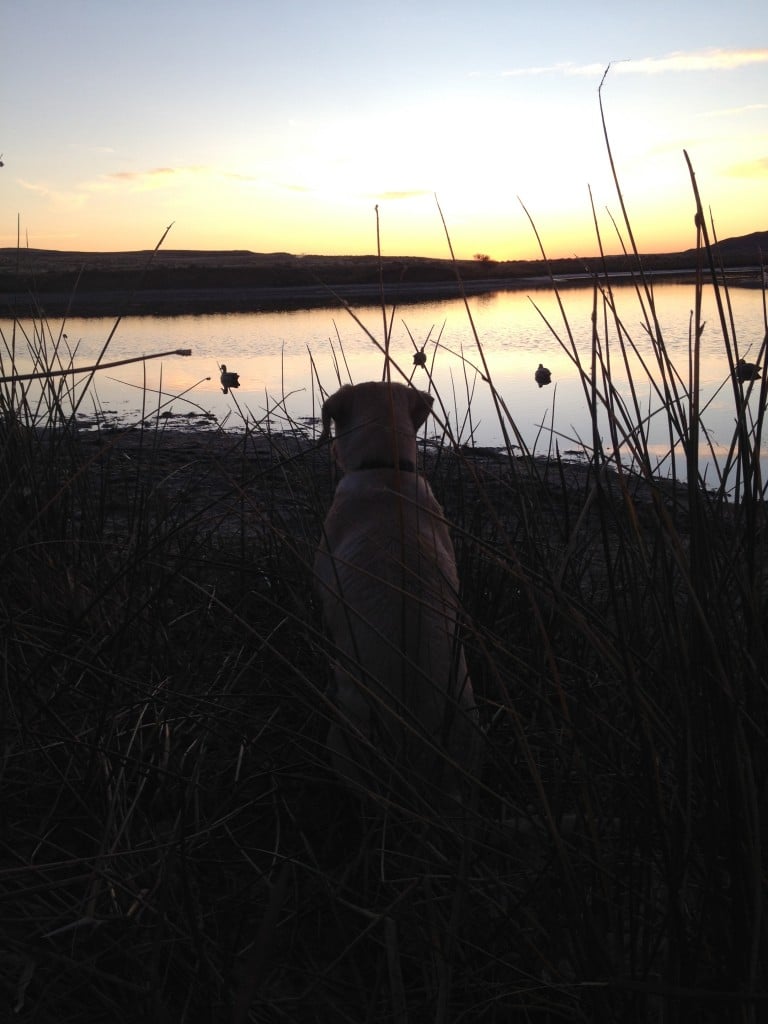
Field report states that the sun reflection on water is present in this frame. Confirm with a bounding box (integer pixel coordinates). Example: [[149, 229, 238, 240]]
[[2, 281, 765, 481]]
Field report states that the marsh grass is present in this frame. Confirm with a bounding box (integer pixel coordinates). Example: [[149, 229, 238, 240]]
[[2, 168, 767, 1022]]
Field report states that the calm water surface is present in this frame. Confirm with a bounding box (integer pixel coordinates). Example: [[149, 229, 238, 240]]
[[3, 281, 766, 484]]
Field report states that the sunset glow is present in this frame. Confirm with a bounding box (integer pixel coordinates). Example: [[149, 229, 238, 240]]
[[2, 1, 766, 260]]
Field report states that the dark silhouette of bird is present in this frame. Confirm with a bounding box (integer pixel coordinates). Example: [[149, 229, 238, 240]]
[[735, 358, 761, 383], [220, 364, 240, 394], [0, 154, 4, 168], [535, 363, 552, 388]]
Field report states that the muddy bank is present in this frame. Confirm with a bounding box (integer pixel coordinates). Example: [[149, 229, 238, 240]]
[[68, 422, 698, 557]]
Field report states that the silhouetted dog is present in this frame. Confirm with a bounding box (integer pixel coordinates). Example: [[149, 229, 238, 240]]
[[314, 381, 478, 800]]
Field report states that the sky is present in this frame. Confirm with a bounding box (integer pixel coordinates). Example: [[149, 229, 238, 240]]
[[1, 0, 766, 260]]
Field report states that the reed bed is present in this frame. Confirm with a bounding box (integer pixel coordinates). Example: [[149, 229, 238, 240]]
[[1, 178, 767, 1024]]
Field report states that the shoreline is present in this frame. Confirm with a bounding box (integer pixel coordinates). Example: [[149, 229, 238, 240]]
[[2, 269, 764, 320], [59, 421, 708, 568], [3, 276, 545, 318], [70, 419, 700, 513]]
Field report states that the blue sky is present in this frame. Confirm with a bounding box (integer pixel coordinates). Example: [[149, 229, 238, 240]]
[[1, 0, 766, 258]]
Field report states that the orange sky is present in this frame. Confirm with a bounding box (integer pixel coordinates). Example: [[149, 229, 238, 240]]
[[2, 3, 766, 259]]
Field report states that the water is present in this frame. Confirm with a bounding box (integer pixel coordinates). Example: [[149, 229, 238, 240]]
[[2, 281, 766, 485]]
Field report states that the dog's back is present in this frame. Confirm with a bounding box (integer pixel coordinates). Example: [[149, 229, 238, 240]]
[[314, 382, 478, 797]]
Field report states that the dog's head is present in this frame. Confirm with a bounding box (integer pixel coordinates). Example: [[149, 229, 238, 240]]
[[320, 381, 434, 472]]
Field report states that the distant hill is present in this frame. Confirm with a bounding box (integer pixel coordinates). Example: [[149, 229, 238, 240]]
[[0, 231, 764, 318], [698, 230, 768, 262]]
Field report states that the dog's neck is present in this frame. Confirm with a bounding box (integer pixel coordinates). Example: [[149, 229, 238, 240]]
[[354, 458, 416, 473]]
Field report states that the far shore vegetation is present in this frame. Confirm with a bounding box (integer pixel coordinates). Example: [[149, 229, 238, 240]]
[[1, 228, 767, 317]]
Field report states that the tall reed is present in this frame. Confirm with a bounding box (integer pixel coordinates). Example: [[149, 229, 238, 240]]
[[1, 161, 766, 1023]]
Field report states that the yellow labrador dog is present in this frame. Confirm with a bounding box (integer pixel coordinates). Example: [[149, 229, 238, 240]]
[[314, 381, 478, 799]]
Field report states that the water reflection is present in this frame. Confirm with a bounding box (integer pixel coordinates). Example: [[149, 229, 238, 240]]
[[2, 281, 766, 482]]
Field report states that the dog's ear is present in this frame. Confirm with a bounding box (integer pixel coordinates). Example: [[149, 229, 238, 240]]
[[409, 389, 434, 430], [319, 385, 353, 441]]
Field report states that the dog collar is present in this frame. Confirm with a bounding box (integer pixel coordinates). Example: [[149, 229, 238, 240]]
[[356, 458, 416, 473]]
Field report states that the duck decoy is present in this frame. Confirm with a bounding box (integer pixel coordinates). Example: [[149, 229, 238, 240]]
[[735, 358, 761, 383], [535, 363, 552, 388], [220, 364, 241, 394]]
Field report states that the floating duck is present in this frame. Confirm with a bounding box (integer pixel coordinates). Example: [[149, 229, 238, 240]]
[[735, 358, 761, 383], [535, 363, 552, 388], [220, 364, 241, 394]]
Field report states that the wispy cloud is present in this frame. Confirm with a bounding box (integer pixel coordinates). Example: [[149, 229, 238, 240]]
[[724, 155, 768, 178], [274, 180, 432, 202], [19, 165, 213, 207], [224, 171, 261, 183], [499, 61, 585, 78], [66, 143, 116, 156], [703, 102, 768, 118], [501, 48, 768, 78], [103, 166, 208, 190], [18, 179, 87, 207], [374, 190, 433, 201], [19, 179, 53, 196], [109, 167, 176, 182], [612, 49, 768, 74]]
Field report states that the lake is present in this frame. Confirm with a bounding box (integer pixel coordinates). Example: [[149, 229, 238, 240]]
[[3, 280, 766, 487]]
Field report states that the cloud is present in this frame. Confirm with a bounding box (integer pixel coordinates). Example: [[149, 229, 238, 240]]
[[703, 103, 768, 118], [19, 166, 210, 199], [67, 143, 116, 156], [224, 171, 260, 183], [724, 155, 768, 178], [612, 49, 768, 74], [109, 167, 176, 182], [19, 179, 53, 196], [18, 179, 87, 207], [500, 61, 590, 78], [271, 179, 433, 203], [501, 48, 768, 78], [374, 190, 433, 201], [103, 166, 208, 190]]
